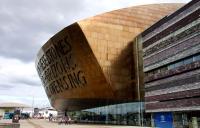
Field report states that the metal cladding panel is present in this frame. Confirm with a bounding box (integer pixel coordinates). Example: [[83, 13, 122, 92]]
[[78, 3, 184, 101], [36, 23, 116, 110]]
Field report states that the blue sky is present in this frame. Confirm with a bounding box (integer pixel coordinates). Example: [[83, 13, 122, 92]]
[[0, 0, 190, 108]]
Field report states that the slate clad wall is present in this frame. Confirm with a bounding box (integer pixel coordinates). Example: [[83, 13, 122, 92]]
[[142, 0, 200, 112]]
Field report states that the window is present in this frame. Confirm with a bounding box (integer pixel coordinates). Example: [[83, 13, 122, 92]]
[[168, 64, 175, 70], [184, 57, 193, 65], [194, 54, 200, 61], [174, 61, 184, 68], [145, 53, 200, 76]]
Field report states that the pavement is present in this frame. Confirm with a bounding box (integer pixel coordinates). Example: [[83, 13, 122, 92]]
[[0, 119, 151, 128]]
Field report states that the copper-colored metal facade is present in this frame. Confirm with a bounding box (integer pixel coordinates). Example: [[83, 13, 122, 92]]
[[35, 4, 183, 111]]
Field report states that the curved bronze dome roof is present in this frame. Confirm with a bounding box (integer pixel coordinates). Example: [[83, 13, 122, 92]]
[[36, 3, 184, 111]]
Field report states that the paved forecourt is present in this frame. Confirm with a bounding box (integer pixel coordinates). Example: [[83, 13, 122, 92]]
[[19, 119, 151, 128]]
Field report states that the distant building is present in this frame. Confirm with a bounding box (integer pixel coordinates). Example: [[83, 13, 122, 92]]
[[30, 107, 57, 119], [21, 107, 34, 118], [135, 0, 200, 127], [0, 102, 29, 119], [38, 107, 57, 118]]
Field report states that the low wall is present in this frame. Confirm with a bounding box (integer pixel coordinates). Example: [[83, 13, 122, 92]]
[[0, 123, 20, 128]]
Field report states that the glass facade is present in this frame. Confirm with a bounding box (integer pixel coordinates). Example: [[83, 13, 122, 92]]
[[171, 112, 200, 128], [68, 102, 151, 126]]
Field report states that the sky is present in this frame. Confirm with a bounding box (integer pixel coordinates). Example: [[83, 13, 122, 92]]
[[0, 0, 190, 108]]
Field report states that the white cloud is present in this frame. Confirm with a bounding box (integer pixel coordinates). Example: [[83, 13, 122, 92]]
[[0, 57, 49, 107], [0, 56, 39, 86], [0, 95, 50, 108]]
